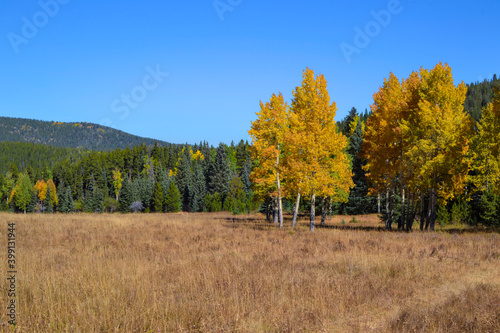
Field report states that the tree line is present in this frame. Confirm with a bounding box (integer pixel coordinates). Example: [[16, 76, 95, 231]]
[[1, 65, 498, 230], [1, 141, 259, 215]]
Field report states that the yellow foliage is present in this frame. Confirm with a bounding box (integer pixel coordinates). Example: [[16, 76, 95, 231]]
[[33, 180, 48, 202]]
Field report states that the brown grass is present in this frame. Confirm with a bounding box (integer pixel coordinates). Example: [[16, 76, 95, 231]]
[[0, 212, 499, 332]]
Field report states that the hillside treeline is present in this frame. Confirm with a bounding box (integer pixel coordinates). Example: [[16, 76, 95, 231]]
[[0, 117, 171, 150]]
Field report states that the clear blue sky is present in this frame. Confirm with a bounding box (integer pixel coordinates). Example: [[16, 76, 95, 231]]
[[0, 0, 498, 146]]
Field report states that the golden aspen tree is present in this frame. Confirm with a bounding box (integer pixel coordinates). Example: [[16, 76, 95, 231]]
[[400, 71, 422, 230], [33, 179, 48, 203], [112, 167, 123, 200], [47, 179, 58, 207], [404, 62, 473, 230], [287, 68, 353, 231], [249, 93, 288, 228], [363, 72, 405, 229], [470, 89, 500, 193]]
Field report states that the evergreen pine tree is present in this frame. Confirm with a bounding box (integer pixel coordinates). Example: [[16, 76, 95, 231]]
[[344, 116, 377, 214], [134, 176, 153, 212], [66, 186, 75, 212], [152, 181, 164, 212], [44, 186, 53, 213], [164, 181, 181, 212], [209, 144, 232, 199], [57, 182, 68, 213], [118, 180, 132, 212], [175, 148, 193, 211], [241, 157, 252, 194], [190, 163, 206, 212]]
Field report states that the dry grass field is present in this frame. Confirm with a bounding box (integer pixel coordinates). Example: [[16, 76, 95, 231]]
[[0, 212, 499, 332]]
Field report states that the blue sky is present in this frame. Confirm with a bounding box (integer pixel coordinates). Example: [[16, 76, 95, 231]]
[[0, 0, 498, 146]]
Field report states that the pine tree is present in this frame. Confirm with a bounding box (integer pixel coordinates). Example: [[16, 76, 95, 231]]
[[134, 176, 153, 212], [118, 180, 133, 212], [152, 181, 164, 212], [164, 181, 181, 212], [84, 174, 103, 213], [241, 157, 252, 194], [343, 115, 376, 215], [175, 148, 193, 211], [190, 163, 206, 212], [209, 144, 232, 199], [57, 182, 68, 213], [66, 186, 75, 212], [44, 185, 53, 213]]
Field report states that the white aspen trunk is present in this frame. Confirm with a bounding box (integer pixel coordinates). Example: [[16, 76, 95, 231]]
[[310, 193, 315, 231], [377, 193, 381, 214], [292, 191, 300, 228], [400, 187, 405, 230], [276, 143, 283, 228]]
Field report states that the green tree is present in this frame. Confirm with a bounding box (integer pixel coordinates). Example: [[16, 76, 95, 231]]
[[152, 181, 164, 212], [112, 167, 123, 201], [12, 172, 32, 213], [190, 163, 206, 212], [164, 181, 181, 213], [44, 185, 53, 213], [209, 144, 232, 200], [118, 180, 133, 212]]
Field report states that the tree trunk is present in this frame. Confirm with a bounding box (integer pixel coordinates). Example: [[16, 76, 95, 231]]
[[385, 188, 390, 229], [377, 194, 381, 214], [292, 191, 301, 228], [328, 197, 333, 220], [406, 192, 413, 231], [266, 198, 271, 222], [278, 196, 283, 228], [310, 193, 316, 231], [276, 143, 283, 228], [425, 189, 432, 230], [273, 197, 278, 224], [420, 194, 425, 231], [430, 189, 436, 231], [399, 187, 405, 230], [388, 186, 395, 230], [321, 197, 327, 226]]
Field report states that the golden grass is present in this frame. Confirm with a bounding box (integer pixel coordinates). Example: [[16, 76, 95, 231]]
[[0, 212, 499, 332]]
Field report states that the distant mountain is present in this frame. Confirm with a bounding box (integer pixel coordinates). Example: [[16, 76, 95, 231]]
[[0, 117, 171, 150]]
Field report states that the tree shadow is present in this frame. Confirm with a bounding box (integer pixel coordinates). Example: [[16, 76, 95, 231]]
[[217, 215, 500, 234]]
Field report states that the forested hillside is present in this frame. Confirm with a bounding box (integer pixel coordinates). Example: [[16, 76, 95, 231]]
[[464, 74, 499, 122], [0, 117, 171, 150], [0, 141, 86, 175]]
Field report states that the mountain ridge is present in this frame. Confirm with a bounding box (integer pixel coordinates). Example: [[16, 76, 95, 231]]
[[0, 116, 174, 150]]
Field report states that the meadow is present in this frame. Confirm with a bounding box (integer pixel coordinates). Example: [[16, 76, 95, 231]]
[[0, 212, 499, 332]]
